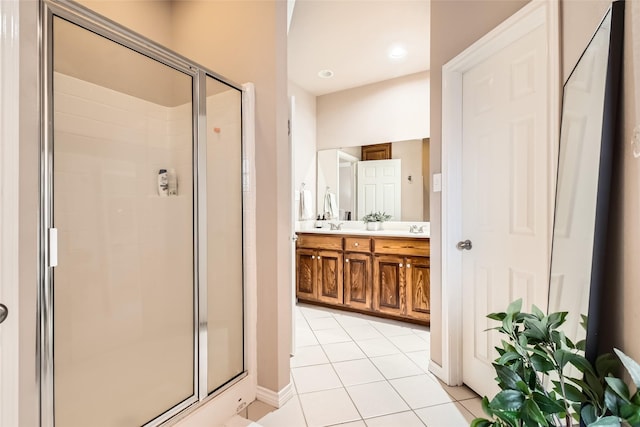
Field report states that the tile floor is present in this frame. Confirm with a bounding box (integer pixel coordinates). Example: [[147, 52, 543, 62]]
[[241, 303, 485, 427]]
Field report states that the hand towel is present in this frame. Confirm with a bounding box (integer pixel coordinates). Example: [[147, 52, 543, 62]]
[[300, 190, 313, 220], [324, 192, 338, 219]]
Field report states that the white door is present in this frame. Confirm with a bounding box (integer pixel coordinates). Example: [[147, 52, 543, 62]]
[[289, 95, 297, 354], [460, 18, 551, 397], [357, 159, 401, 220]]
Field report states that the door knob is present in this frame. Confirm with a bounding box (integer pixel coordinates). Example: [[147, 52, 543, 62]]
[[456, 240, 472, 250], [0, 304, 8, 324]]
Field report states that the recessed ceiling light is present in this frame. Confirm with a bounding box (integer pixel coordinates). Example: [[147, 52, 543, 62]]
[[388, 45, 407, 60], [318, 69, 334, 79]]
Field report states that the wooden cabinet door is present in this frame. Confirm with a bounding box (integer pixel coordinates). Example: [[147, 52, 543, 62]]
[[407, 257, 430, 322], [296, 248, 317, 301], [373, 255, 406, 316], [316, 250, 344, 304], [344, 252, 371, 310]]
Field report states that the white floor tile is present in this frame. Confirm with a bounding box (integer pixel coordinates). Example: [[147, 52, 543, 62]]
[[371, 322, 414, 338], [405, 351, 430, 373], [290, 345, 329, 368], [354, 338, 400, 358], [334, 313, 371, 328], [364, 411, 426, 427], [387, 334, 429, 353], [292, 364, 342, 394], [342, 324, 384, 341], [321, 341, 366, 363], [296, 329, 320, 348], [327, 421, 366, 427], [414, 402, 475, 427], [390, 374, 453, 409], [223, 415, 262, 427], [346, 381, 409, 419], [308, 316, 341, 331], [246, 400, 276, 421], [411, 328, 430, 340], [370, 354, 423, 379], [298, 388, 361, 427], [459, 397, 485, 418], [258, 395, 308, 427], [333, 359, 385, 386], [299, 305, 334, 320], [314, 328, 352, 345]]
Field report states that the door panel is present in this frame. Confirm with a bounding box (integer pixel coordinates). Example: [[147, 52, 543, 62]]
[[407, 257, 430, 321], [316, 250, 343, 304], [344, 253, 371, 310], [356, 159, 401, 220], [296, 249, 316, 300], [373, 255, 405, 316], [461, 21, 549, 398]]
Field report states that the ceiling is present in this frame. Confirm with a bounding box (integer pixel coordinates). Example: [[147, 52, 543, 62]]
[[287, 0, 430, 96]]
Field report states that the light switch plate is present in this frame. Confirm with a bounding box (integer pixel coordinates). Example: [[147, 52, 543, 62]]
[[433, 173, 442, 192]]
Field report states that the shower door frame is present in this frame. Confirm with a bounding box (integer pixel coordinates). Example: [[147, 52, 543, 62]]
[[39, 1, 256, 426]]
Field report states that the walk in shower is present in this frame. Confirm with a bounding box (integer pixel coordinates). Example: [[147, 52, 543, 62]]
[[41, 2, 251, 426]]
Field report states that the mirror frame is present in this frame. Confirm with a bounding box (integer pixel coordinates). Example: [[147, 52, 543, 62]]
[[549, 0, 624, 364]]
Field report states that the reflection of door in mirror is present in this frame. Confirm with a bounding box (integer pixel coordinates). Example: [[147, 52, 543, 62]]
[[357, 159, 401, 220]]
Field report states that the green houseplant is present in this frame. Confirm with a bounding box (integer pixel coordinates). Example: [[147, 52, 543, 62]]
[[471, 299, 640, 427], [362, 211, 392, 231]]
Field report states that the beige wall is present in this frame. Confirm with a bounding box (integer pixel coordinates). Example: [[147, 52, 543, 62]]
[[429, 0, 529, 366], [316, 71, 430, 150], [289, 81, 318, 219]]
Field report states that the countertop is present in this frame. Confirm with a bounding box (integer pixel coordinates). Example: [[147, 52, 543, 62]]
[[295, 221, 430, 239]]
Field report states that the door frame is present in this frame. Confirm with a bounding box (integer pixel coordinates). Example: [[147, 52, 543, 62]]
[[438, 0, 559, 386], [0, 0, 21, 425]]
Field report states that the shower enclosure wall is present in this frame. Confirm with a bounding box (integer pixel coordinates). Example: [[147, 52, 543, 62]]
[[40, 2, 255, 426]]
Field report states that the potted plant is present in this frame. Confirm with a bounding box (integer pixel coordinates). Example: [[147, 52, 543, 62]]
[[471, 299, 640, 427], [362, 211, 392, 231]]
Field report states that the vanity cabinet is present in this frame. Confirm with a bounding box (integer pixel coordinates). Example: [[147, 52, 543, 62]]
[[295, 235, 344, 304], [296, 232, 430, 325]]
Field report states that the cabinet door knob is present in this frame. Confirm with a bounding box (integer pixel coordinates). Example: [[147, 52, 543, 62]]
[[399, 263, 403, 267], [345, 259, 349, 263], [407, 264, 411, 269], [354, 242, 359, 247], [311, 255, 315, 259]]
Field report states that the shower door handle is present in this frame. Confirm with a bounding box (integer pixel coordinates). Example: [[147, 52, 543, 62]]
[[0, 304, 7, 325]]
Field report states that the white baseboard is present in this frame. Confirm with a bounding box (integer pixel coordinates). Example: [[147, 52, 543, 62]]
[[256, 382, 294, 409]]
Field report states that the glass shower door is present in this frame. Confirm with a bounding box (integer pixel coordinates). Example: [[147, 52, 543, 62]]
[[51, 17, 195, 426]]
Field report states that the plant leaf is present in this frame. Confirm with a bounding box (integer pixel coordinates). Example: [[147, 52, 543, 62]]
[[489, 390, 525, 411], [523, 318, 548, 341], [488, 312, 507, 322], [581, 403, 597, 425], [521, 399, 548, 426], [552, 380, 584, 403], [568, 353, 597, 376], [588, 415, 622, 427], [531, 305, 545, 320], [471, 419, 494, 427], [605, 387, 622, 415], [507, 299, 522, 316], [554, 349, 573, 369], [619, 402, 640, 425], [614, 348, 640, 389], [532, 391, 564, 414], [498, 351, 522, 366], [606, 377, 631, 403], [596, 353, 620, 377], [530, 354, 554, 373], [481, 396, 494, 417], [547, 311, 568, 328], [493, 364, 524, 390]]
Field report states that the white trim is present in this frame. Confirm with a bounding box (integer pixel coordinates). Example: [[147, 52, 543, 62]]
[[440, 0, 559, 386], [242, 82, 258, 394], [256, 383, 295, 409], [0, 0, 21, 426]]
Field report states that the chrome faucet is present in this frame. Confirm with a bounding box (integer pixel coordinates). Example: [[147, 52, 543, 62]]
[[409, 225, 424, 233], [329, 222, 343, 230]]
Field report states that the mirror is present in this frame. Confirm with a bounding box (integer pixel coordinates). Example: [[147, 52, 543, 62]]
[[548, 1, 623, 362], [317, 138, 430, 222]]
